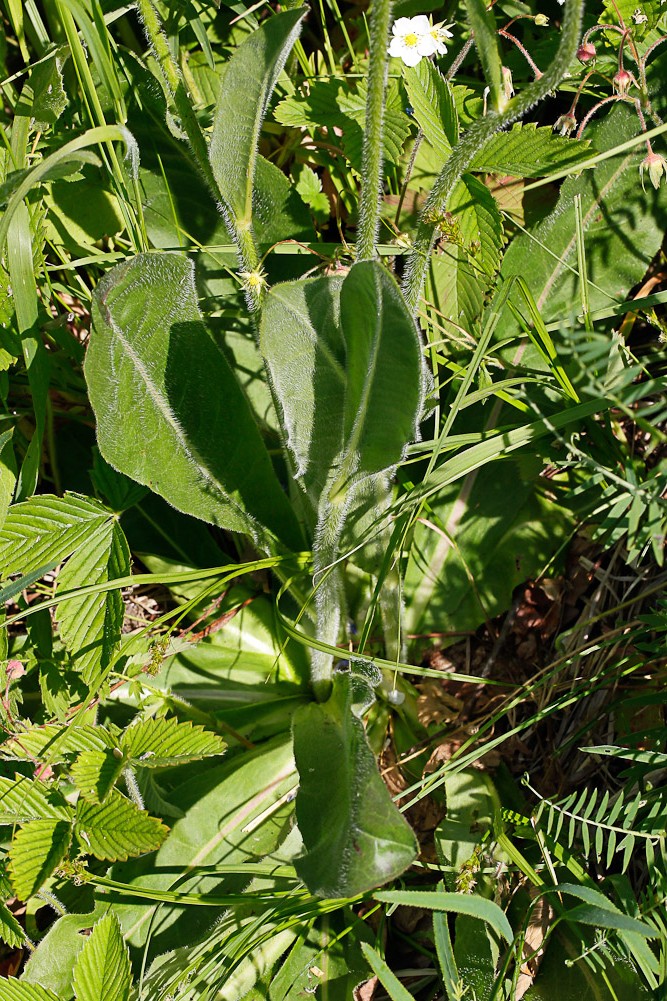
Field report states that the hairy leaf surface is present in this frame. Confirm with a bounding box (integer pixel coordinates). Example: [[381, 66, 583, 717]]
[[471, 123, 592, 177], [72, 913, 132, 1001], [293, 675, 417, 897], [75, 790, 168, 860], [8, 819, 71, 900], [86, 252, 302, 551]]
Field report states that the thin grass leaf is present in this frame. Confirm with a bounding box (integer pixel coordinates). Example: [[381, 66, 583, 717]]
[[433, 910, 460, 1001], [375, 890, 513, 945], [360, 944, 417, 1001]]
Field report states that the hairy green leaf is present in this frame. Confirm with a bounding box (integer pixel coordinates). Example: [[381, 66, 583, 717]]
[[470, 123, 592, 177], [403, 60, 458, 162], [0, 775, 69, 824], [8, 819, 71, 900], [86, 252, 302, 552], [121, 717, 226, 768], [361, 943, 416, 1001], [71, 913, 132, 1001], [56, 518, 130, 686], [71, 749, 125, 803], [209, 9, 306, 226], [0, 982, 60, 1001], [75, 790, 168, 861], [293, 675, 417, 897]]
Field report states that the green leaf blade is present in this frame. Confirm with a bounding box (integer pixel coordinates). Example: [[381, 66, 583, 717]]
[[0, 982, 61, 1001], [86, 252, 302, 551], [8, 819, 71, 900], [71, 913, 131, 1001], [75, 790, 168, 861], [121, 717, 226, 768], [209, 9, 306, 226], [293, 675, 417, 898]]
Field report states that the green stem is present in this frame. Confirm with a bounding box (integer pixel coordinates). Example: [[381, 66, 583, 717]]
[[402, 0, 585, 313], [311, 493, 349, 701], [356, 0, 393, 261], [135, 0, 218, 200]]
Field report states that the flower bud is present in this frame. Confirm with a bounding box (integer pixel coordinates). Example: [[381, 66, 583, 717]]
[[554, 113, 577, 137], [613, 68, 633, 95], [640, 151, 667, 190], [576, 42, 596, 62], [535, 13, 550, 25]]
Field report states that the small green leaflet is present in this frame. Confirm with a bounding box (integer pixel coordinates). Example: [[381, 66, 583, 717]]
[[470, 123, 592, 177], [71, 913, 132, 1001], [121, 717, 226, 768], [75, 790, 168, 860], [0, 982, 61, 1001], [0, 774, 69, 824], [8, 819, 71, 900]]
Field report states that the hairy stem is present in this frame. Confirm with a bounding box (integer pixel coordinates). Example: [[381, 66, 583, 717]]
[[402, 0, 585, 313], [356, 0, 393, 261]]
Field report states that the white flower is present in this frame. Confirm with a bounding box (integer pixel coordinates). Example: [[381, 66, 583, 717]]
[[388, 15, 438, 66], [428, 19, 454, 55]]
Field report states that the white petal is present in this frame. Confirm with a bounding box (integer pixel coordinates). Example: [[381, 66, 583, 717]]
[[388, 37, 405, 55], [401, 47, 423, 66], [410, 14, 431, 32], [417, 34, 438, 55], [392, 17, 413, 36]]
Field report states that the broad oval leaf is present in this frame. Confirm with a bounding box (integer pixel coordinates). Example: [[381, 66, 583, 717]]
[[71, 913, 132, 1001], [337, 261, 424, 487], [293, 674, 417, 897], [209, 9, 306, 227], [86, 252, 302, 552]]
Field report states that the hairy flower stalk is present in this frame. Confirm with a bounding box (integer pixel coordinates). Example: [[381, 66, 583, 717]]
[[401, 0, 586, 314], [356, 0, 394, 261]]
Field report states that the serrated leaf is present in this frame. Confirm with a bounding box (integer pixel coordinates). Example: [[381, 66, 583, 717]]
[[1, 724, 116, 763], [86, 252, 302, 552], [71, 913, 131, 1001], [28, 46, 70, 128], [121, 717, 226, 768], [0, 493, 110, 578], [471, 123, 592, 177], [75, 790, 168, 861], [56, 517, 130, 685], [0, 982, 60, 1001], [403, 60, 458, 162], [8, 819, 71, 900], [337, 80, 412, 172], [449, 173, 504, 277], [209, 9, 306, 226], [71, 749, 125, 803], [0, 901, 25, 948], [293, 674, 417, 897], [0, 775, 70, 824]]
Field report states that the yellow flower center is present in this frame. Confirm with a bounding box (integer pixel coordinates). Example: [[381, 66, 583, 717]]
[[405, 32, 418, 46]]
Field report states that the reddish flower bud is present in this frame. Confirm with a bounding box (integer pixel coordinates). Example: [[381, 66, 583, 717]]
[[613, 68, 633, 95], [576, 42, 596, 62]]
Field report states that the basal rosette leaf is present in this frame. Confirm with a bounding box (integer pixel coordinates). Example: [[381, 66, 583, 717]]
[[8, 819, 71, 901], [86, 252, 302, 553], [75, 790, 168, 861], [293, 674, 418, 897], [71, 913, 132, 1001]]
